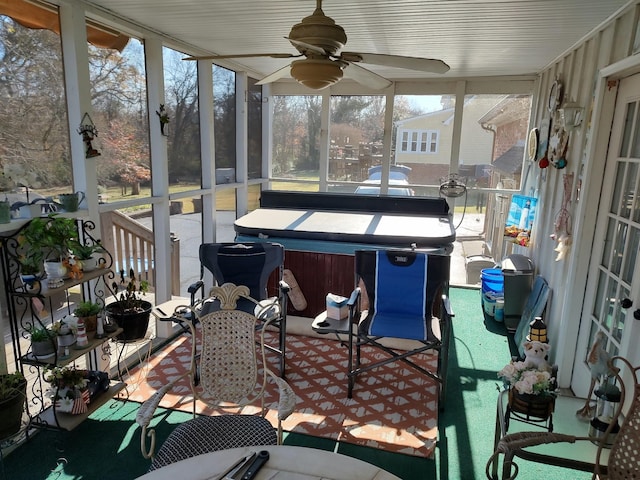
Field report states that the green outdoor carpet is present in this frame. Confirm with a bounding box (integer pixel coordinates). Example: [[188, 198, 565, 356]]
[[1, 287, 592, 480]]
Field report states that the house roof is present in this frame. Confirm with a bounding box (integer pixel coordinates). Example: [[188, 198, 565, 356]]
[[493, 141, 526, 175]]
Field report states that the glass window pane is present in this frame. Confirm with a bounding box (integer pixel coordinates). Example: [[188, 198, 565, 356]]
[[0, 15, 71, 198], [327, 95, 385, 186], [272, 95, 321, 188], [601, 217, 615, 269], [164, 46, 201, 193], [214, 65, 236, 183], [93, 39, 149, 200], [620, 162, 637, 219], [612, 285, 629, 342], [247, 78, 262, 180], [611, 221, 627, 275], [623, 226, 640, 284], [610, 162, 626, 215], [394, 95, 452, 192], [592, 269, 607, 320], [619, 101, 636, 158], [604, 276, 616, 331]]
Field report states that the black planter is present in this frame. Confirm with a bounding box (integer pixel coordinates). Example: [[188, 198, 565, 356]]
[[0, 376, 27, 439], [106, 301, 152, 341]]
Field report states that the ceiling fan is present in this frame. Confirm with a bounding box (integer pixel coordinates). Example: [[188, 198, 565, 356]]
[[184, 0, 450, 90]]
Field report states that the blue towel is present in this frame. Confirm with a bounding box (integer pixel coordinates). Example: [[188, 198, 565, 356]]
[[369, 251, 428, 340]]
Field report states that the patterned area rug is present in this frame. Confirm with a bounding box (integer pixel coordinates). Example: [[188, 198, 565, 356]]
[[126, 331, 439, 458]]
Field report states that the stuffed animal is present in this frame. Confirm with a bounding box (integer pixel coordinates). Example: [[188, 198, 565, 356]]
[[523, 340, 551, 371]]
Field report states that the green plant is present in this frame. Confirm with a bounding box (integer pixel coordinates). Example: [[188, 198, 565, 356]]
[[73, 301, 102, 317], [19, 214, 79, 261], [69, 241, 105, 260], [18, 252, 44, 276], [44, 365, 87, 390], [110, 268, 149, 313], [29, 326, 57, 342], [0, 371, 26, 401]]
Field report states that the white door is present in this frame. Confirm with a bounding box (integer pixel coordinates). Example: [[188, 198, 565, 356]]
[[572, 73, 640, 396]]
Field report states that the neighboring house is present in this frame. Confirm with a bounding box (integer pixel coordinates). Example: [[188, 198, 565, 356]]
[[394, 96, 507, 185]]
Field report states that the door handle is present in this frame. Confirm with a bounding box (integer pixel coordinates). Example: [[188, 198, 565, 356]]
[[634, 309, 640, 320], [621, 298, 633, 309]]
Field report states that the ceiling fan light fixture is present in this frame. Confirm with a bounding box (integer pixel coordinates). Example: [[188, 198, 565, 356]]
[[290, 58, 343, 90]]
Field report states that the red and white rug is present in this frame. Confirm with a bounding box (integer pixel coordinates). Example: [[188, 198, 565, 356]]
[[126, 331, 439, 458]]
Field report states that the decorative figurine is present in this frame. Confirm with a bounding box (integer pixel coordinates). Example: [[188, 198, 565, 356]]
[[576, 331, 618, 418]]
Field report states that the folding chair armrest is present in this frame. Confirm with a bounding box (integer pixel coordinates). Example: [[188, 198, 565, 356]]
[[347, 287, 361, 307], [442, 294, 454, 318], [188, 280, 204, 304]]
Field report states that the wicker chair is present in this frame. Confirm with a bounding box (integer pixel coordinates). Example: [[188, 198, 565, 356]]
[[486, 355, 640, 479], [135, 283, 296, 471]]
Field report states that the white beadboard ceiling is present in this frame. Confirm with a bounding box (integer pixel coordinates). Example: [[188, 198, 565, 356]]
[[85, 0, 631, 83]]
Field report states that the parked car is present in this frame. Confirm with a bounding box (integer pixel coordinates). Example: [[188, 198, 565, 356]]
[[354, 179, 414, 196]]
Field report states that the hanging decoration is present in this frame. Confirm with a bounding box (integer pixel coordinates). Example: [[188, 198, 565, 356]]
[[156, 104, 170, 136], [551, 172, 574, 261], [77, 113, 100, 158], [547, 123, 569, 169]]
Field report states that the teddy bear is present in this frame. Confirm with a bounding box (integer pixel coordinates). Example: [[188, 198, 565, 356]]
[[522, 340, 551, 372]]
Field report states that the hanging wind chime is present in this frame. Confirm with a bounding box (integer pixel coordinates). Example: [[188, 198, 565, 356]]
[[551, 172, 574, 261]]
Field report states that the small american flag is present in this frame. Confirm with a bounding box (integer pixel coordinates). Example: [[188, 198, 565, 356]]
[[71, 390, 90, 414]]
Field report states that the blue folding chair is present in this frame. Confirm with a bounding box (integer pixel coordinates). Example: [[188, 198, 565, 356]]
[[190, 242, 290, 377], [347, 249, 453, 406]]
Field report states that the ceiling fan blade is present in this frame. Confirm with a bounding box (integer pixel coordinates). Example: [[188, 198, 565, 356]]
[[183, 53, 298, 61], [256, 64, 293, 85], [343, 62, 392, 90], [286, 38, 327, 56], [341, 52, 450, 74]]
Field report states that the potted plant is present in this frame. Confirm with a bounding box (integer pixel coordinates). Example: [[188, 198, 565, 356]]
[[497, 351, 557, 430], [52, 317, 77, 349], [44, 365, 89, 414], [0, 371, 27, 438], [105, 268, 151, 341], [73, 300, 102, 334], [69, 241, 105, 272], [29, 325, 58, 359], [18, 214, 79, 281], [17, 251, 44, 291]]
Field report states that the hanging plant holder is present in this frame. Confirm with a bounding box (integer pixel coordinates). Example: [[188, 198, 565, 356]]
[[77, 113, 101, 158]]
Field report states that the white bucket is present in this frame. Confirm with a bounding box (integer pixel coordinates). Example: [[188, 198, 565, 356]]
[[494, 297, 505, 322], [482, 292, 497, 317]]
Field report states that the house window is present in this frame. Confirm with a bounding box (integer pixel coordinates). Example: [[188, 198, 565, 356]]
[[398, 129, 439, 153]]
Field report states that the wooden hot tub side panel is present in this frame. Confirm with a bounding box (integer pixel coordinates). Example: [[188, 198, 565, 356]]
[[267, 250, 355, 318]]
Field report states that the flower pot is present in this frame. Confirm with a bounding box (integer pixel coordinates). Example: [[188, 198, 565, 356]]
[[0, 375, 27, 438], [106, 301, 152, 341], [44, 259, 67, 279], [77, 314, 98, 334], [506, 388, 555, 431], [80, 254, 99, 272], [32, 337, 57, 359]]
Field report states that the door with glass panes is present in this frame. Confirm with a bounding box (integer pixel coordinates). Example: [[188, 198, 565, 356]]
[[572, 73, 640, 395]]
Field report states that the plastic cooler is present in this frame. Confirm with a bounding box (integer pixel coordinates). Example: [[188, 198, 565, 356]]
[[481, 268, 504, 318]]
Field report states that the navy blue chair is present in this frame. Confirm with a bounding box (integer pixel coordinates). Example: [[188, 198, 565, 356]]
[[347, 249, 453, 406], [192, 242, 289, 377]]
